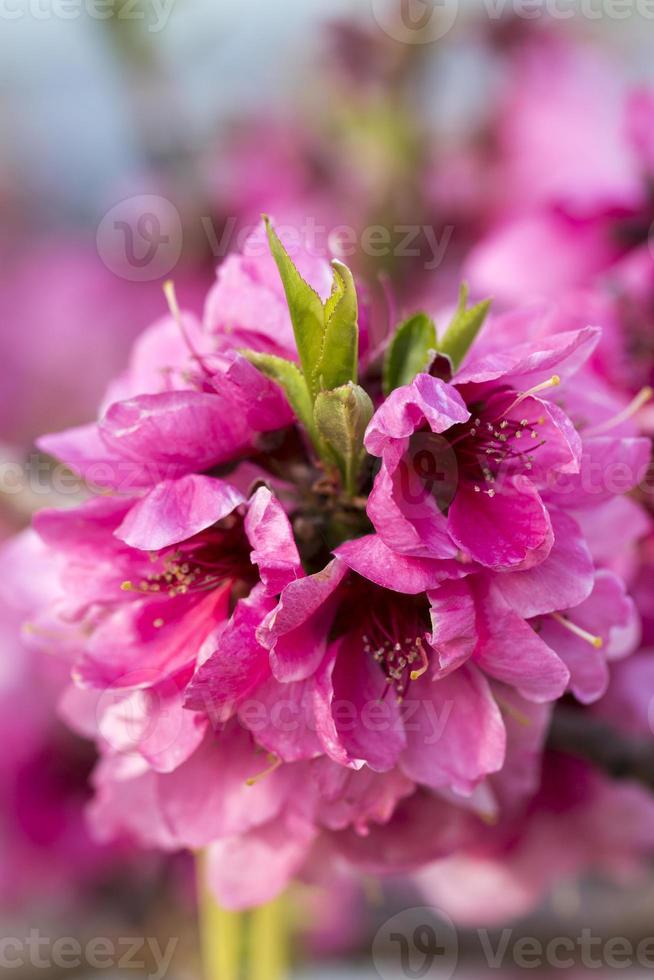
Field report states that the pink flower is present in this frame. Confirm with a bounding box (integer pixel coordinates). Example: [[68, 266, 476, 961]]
[[37, 223, 333, 490], [364, 326, 650, 570]]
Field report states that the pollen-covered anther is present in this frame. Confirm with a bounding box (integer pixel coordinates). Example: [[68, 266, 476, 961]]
[[501, 374, 561, 417]]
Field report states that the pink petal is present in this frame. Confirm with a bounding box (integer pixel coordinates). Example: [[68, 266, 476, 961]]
[[448, 476, 553, 570], [115, 475, 244, 551], [244, 487, 303, 595], [400, 664, 506, 794], [335, 534, 464, 594]]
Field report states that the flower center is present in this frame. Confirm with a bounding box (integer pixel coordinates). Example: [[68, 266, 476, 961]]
[[361, 602, 430, 703], [120, 519, 253, 599]]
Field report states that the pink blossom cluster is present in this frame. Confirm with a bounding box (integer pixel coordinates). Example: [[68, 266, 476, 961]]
[[18, 199, 652, 915]]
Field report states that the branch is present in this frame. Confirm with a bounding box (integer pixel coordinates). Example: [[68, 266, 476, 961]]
[[548, 707, 654, 791]]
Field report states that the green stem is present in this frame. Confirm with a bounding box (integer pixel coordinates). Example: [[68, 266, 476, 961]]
[[197, 855, 290, 980], [249, 894, 289, 980], [197, 855, 242, 980]]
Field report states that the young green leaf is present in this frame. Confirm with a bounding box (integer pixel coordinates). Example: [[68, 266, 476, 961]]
[[314, 383, 373, 495], [242, 351, 318, 446], [264, 217, 325, 397], [382, 312, 437, 395], [438, 283, 491, 373], [314, 260, 359, 392]]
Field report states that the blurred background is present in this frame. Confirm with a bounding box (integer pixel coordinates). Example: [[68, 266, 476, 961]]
[[2, 1, 654, 977]]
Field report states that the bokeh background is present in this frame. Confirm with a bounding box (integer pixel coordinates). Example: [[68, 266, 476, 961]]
[[2, 1, 654, 977]]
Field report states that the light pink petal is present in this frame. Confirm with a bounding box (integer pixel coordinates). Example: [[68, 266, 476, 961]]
[[204, 818, 316, 911], [539, 571, 639, 704], [455, 326, 600, 389], [553, 436, 651, 508], [116, 474, 244, 551], [400, 664, 506, 795], [157, 728, 294, 848], [491, 509, 594, 618]]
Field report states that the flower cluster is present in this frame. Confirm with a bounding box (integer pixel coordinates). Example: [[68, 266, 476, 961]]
[[22, 214, 651, 911]]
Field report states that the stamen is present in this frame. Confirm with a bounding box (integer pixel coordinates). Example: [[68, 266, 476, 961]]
[[501, 375, 561, 417], [163, 279, 213, 377], [551, 612, 603, 649], [584, 386, 653, 437], [410, 640, 429, 681], [246, 754, 281, 786]]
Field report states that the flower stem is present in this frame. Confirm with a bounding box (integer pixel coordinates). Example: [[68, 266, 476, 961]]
[[197, 855, 242, 980], [197, 854, 290, 980], [249, 894, 289, 980]]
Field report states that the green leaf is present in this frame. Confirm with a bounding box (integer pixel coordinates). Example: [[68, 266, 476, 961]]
[[382, 312, 437, 395], [438, 283, 491, 373], [314, 383, 373, 495], [242, 351, 318, 446], [264, 217, 325, 397], [314, 260, 359, 392]]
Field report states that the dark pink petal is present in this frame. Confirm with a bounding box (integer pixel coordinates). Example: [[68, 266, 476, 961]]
[[185, 587, 275, 720], [212, 352, 294, 431], [448, 476, 553, 570], [491, 509, 594, 618], [400, 665, 506, 795], [258, 560, 348, 683], [365, 374, 469, 462], [79, 585, 230, 688], [335, 534, 465, 594], [309, 759, 414, 832], [313, 635, 406, 772], [367, 460, 457, 559], [427, 580, 477, 674], [115, 475, 244, 551], [472, 582, 570, 702], [244, 487, 303, 595]]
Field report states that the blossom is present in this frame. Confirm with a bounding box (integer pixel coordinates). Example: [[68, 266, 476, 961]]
[[364, 326, 650, 570], [18, 216, 650, 914], [37, 224, 333, 491]]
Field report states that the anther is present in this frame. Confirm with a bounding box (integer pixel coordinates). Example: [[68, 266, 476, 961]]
[[246, 754, 281, 786], [551, 612, 603, 649], [501, 375, 561, 416]]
